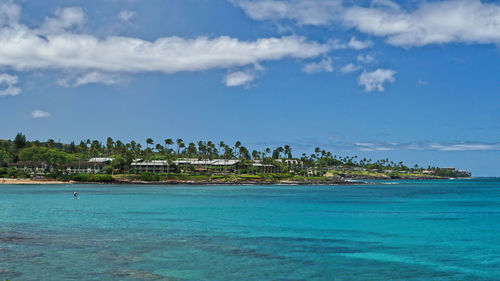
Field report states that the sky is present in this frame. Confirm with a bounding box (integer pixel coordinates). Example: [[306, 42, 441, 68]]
[[0, 0, 500, 176]]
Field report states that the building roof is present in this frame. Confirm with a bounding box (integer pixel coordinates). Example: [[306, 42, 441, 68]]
[[211, 159, 239, 166], [131, 158, 241, 167], [88, 157, 114, 163]]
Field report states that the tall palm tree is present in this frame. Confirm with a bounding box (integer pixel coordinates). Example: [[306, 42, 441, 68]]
[[85, 139, 91, 160], [234, 141, 241, 159], [218, 141, 225, 157], [284, 145, 292, 159], [176, 138, 184, 155], [155, 143, 163, 154], [146, 138, 153, 172], [165, 139, 173, 155], [106, 137, 114, 157]]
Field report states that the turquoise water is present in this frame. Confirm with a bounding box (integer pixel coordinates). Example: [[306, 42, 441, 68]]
[[1, 179, 499, 280]]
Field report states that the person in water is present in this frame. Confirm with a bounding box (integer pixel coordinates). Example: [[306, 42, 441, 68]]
[[73, 191, 78, 199]]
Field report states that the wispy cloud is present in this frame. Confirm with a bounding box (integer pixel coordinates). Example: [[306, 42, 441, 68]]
[[358, 68, 396, 92], [118, 10, 135, 22], [233, 0, 500, 47], [58, 72, 122, 87], [31, 109, 51, 119], [302, 57, 333, 74], [339, 63, 361, 74], [417, 79, 428, 86], [38, 7, 85, 35], [357, 54, 375, 64], [251, 138, 500, 155], [353, 141, 500, 152], [348, 37, 373, 50], [0, 73, 21, 96], [231, 0, 343, 26], [223, 65, 264, 88], [0, 0, 20, 26], [223, 70, 256, 87]]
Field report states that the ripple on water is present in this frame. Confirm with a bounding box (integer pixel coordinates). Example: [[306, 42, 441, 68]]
[[109, 269, 171, 281]]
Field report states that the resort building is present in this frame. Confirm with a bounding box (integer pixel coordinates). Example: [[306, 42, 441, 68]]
[[64, 161, 107, 174], [130, 160, 177, 174], [131, 158, 280, 174], [88, 157, 114, 164], [8, 162, 54, 174]]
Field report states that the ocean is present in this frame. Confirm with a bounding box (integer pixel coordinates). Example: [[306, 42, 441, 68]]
[[1, 179, 499, 280]]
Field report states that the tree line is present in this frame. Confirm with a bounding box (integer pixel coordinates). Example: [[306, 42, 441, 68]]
[[1, 132, 439, 173]]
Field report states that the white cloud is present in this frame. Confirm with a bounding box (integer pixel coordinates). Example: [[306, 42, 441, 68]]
[[417, 79, 428, 86], [339, 63, 361, 74], [118, 10, 135, 22], [223, 70, 256, 87], [428, 143, 500, 151], [370, 0, 400, 10], [341, 0, 500, 46], [358, 68, 396, 92], [0, 0, 20, 26], [232, 0, 342, 26], [0, 73, 21, 96], [0, 28, 329, 74], [355, 142, 394, 151], [39, 7, 85, 35], [0, 2, 331, 80], [223, 65, 263, 87], [357, 54, 375, 64], [347, 37, 373, 50], [302, 57, 333, 74], [353, 141, 500, 151], [58, 72, 122, 87], [31, 110, 51, 118], [234, 0, 500, 47]]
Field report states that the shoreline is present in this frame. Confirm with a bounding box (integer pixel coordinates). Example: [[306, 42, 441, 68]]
[[0, 178, 74, 185], [0, 176, 464, 186], [0, 178, 352, 186]]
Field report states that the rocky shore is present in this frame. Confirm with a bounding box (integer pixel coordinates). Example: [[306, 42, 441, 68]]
[[1, 175, 457, 185], [111, 176, 353, 185]]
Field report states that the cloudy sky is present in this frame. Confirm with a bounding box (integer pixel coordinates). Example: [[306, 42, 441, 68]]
[[1, 0, 500, 175]]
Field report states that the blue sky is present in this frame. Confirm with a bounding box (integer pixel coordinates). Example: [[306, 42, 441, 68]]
[[1, 0, 500, 176]]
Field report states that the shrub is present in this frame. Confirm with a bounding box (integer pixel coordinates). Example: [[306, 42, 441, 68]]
[[7, 169, 30, 179], [140, 172, 159, 181], [103, 165, 113, 174], [92, 174, 113, 182], [71, 174, 113, 183], [72, 174, 89, 182]]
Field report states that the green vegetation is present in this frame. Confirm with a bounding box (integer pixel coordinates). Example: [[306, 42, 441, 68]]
[[0, 133, 471, 183], [71, 174, 114, 183]]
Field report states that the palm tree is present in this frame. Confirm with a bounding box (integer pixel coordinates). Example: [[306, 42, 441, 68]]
[[276, 146, 284, 159], [176, 138, 184, 155], [234, 141, 241, 159], [106, 137, 115, 174], [155, 143, 163, 154], [146, 138, 153, 172], [205, 141, 213, 158], [219, 141, 225, 169], [251, 150, 260, 160], [106, 137, 114, 157], [165, 139, 173, 155], [284, 145, 292, 159]]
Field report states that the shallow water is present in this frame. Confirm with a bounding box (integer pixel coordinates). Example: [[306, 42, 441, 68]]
[[1, 179, 499, 280]]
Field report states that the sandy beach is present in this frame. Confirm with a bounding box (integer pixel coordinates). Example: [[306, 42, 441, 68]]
[[0, 178, 72, 185]]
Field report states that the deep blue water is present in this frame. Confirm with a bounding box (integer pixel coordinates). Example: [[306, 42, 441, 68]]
[[1, 179, 499, 280]]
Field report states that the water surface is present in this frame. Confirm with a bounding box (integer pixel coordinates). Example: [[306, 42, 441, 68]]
[[1, 179, 499, 280]]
